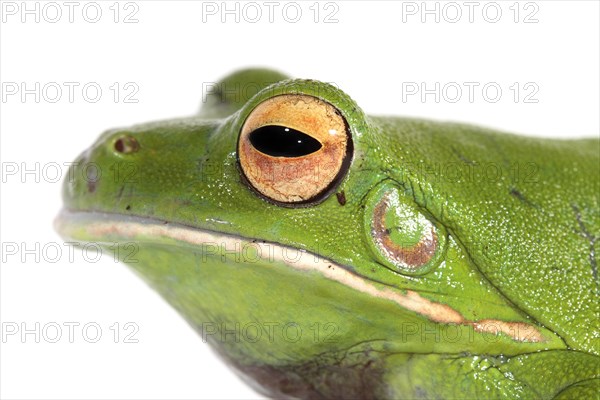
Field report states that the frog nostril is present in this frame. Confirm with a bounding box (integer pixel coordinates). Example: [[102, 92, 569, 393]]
[[114, 135, 140, 154]]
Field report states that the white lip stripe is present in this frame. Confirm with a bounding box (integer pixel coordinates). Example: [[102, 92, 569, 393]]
[[59, 212, 544, 343]]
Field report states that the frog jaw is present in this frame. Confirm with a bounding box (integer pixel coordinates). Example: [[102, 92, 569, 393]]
[[55, 210, 560, 348]]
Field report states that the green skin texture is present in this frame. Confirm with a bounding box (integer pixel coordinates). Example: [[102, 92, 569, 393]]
[[57, 69, 600, 399]]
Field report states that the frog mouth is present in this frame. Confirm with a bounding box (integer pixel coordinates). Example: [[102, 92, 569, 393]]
[[55, 209, 545, 344]]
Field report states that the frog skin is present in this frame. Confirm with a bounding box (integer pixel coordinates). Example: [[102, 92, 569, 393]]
[[56, 69, 599, 399]]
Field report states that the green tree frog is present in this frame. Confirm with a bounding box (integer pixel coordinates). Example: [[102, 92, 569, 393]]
[[56, 69, 599, 399]]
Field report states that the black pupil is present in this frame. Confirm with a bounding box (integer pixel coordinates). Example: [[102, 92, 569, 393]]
[[249, 125, 322, 158]]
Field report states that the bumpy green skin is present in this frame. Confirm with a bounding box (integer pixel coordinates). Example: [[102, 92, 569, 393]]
[[58, 69, 599, 399]]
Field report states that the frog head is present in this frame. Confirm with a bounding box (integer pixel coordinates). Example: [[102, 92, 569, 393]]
[[56, 69, 599, 399]]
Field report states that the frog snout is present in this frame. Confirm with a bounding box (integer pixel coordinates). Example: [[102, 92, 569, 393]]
[[61, 131, 140, 206]]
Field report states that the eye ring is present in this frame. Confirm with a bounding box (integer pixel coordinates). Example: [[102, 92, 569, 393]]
[[237, 94, 353, 206]]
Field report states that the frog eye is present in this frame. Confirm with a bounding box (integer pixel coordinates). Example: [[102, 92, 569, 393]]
[[363, 182, 447, 276], [238, 94, 352, 205]]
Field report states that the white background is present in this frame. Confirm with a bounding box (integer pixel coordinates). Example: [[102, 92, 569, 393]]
[[1, 1, 598, 399]]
